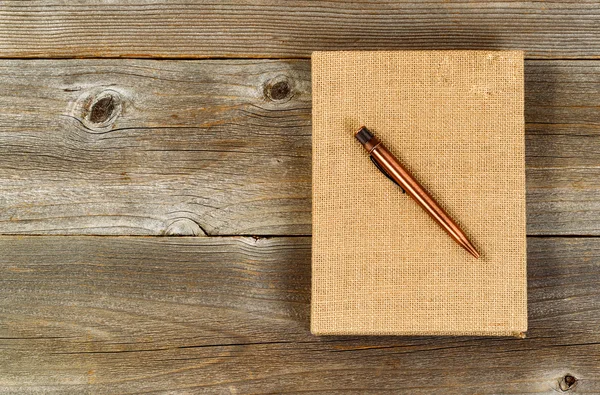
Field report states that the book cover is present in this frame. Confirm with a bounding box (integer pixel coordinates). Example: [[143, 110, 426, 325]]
[[311, 50, 527, 336]]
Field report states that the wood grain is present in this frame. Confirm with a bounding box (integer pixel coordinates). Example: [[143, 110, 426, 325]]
[[0, 1, 599, 59], [525, 60, 600, 235], [0, 59, 598, 236], [0, 59, 312, 236], [0, 236, 598, 393]]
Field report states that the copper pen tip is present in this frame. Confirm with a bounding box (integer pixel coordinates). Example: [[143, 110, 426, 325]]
[[463, 241, 480, 259], [469, 248, 481, 259]]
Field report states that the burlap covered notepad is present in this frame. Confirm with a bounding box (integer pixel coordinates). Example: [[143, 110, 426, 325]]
[[311, 50, 526, 336]]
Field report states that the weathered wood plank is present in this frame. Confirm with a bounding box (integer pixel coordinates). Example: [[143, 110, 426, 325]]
[[0, 59, 598, 236], [0, 236, 599, 393], [0, 59, 312, 236], [0, 1, 599, 59], [525, 60, 600, 235]]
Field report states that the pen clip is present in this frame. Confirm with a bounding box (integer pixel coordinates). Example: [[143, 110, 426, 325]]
[[370, 156, 405, 193]]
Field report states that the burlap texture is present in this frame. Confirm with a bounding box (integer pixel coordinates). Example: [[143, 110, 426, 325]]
[[311, 50, 526, 336]]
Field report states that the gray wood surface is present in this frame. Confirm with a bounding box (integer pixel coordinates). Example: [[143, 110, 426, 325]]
[[2, 6, 599, 390], [0, 59, 312, 236], [0, 59, 598, 236], [0, 1, 599, 59], [0, 236, 598, 394]]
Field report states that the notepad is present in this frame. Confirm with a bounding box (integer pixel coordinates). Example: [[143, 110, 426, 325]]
[[311, 50, 527, 336]]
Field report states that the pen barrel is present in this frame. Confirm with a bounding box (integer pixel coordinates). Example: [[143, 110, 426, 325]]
[[355, 126, 479, 258], [370, 144, 469, 249]]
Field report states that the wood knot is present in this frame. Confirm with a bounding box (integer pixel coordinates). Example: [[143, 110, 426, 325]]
[[264, 76, 293, 102], [90, 96, 116, 124], [165, 218, 206, 236], [559, 374, 577, 391], [78, 89, 122, 131]]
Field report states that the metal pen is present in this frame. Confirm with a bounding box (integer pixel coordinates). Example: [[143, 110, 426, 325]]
[[355, 126, 480, 258]]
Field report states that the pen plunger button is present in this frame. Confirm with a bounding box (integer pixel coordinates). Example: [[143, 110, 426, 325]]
[[355, 126, 374, 144]]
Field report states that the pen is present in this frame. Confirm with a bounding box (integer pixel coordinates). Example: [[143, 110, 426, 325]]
[[355, 126, 480, 259]]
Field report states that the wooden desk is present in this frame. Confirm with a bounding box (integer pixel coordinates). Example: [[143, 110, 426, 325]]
[[0, 2, 598, 393]]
